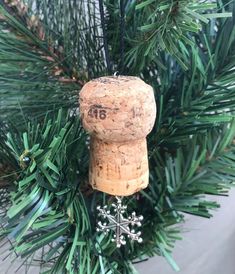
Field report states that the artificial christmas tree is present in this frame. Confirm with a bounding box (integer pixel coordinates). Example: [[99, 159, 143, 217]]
[[0, 0, 235, 273]]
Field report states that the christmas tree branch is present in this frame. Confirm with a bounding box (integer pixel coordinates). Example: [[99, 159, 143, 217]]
[[106, 0, 232, 72], [0, 3, 79, 122], [0, 1, 234, 273], [1, 1, 72, 79], [147, 5, 235, 148]]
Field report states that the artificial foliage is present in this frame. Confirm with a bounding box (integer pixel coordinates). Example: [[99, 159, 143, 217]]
[[0, 0, 235, 273]]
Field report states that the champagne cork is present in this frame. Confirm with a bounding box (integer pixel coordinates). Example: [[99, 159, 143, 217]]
[[79, 76, 156, 196]]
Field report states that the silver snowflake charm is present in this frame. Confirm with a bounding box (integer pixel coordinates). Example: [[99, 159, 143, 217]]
[[96, 196, 143, 248]]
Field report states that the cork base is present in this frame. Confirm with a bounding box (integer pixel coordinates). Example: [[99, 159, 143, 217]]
[[89, 137, 149, 196]]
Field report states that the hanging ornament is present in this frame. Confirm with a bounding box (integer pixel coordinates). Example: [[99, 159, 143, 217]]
[[96, 196, 143, 248], [79, 75, 156, 246]]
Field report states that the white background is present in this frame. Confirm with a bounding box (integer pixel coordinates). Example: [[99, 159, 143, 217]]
[[136, 188, 235, 274]]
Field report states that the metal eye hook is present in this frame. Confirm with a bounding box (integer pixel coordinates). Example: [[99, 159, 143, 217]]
[[113, 71, 119, 77]]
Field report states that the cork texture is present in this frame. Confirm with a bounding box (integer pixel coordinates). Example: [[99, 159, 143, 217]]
[[79, 76, 156, 142], [79, 76, 156, 196], [90, 137, 149, 196]]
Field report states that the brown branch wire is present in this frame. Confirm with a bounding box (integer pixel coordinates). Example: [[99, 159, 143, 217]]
[[2, 0, 86, 86]]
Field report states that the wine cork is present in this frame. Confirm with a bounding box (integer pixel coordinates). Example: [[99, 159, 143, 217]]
[[79, 76, 156, 196]]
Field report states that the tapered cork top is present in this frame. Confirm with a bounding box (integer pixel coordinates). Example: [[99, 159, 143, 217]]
[[79, 76, 156, 142]]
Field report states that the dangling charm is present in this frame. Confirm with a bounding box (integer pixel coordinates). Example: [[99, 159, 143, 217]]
[[96, 197, 143, 248], [79, 76, 156, 246]]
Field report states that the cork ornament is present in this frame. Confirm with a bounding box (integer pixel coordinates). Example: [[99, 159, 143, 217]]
[[79, 75, 157, 247], [80, 75, 156, 195]]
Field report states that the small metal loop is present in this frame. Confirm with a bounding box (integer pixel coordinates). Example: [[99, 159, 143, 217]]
[[113, 71, 119, 77], [115, 196, 122, 203]]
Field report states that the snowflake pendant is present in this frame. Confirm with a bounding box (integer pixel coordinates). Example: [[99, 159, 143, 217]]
[[96, 196, 143, 248]]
